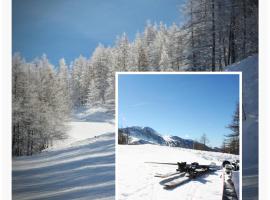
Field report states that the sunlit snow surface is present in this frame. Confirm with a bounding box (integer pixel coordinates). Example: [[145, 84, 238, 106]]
[[13, 107, 115, 200], [118, 144, 239, 200]]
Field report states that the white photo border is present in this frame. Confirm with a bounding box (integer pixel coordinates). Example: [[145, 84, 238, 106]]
[[115, 71, 242, 200], [0, 0, 12, 199]]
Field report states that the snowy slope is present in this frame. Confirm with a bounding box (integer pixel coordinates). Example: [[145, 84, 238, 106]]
[[118, 144, 238, 200], [48, 121, 114, 150], [13, 107, 115, 200], [121, 126, 166, 145], [164, 135, 194, 148], [120, 126, 196, 149], [226, 54, 258, 199]]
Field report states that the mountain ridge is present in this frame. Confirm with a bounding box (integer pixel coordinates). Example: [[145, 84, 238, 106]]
[[119, 126, 216, 151]]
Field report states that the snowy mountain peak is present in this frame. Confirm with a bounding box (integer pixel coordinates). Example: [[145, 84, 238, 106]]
[[142, 126, 163, 137], [121, 126, 166, 145], [119, 126, 195, 149]]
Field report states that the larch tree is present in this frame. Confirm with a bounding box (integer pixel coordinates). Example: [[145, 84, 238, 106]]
[[134, 33, 149, 71], [226, 104, 239, 154], [114, 33, 130, 71], [89, 44, 110, 105]]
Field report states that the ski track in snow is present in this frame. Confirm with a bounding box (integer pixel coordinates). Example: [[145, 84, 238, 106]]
[[118, 144, 238, 200], [13, 107, 115, 200]]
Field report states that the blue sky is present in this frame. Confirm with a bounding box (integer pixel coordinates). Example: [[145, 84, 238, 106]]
[[13, 0, 184, 65], [118, 74, 240, 147]]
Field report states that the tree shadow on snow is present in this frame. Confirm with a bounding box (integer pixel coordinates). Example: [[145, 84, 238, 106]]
[[12, 134, 115, 200]]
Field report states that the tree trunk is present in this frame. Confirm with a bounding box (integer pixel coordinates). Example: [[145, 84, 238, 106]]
[[222, 38, 228, 66], [190, 0, 196, 68], [30, 130, 34, 155], [211, 0, 216, 71], [27, 130, 30, 156], [230, 4, 236, 64], [242, 0, 247, 58]]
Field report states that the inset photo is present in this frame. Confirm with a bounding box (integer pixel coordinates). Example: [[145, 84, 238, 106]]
[[116, 72, 242, 200]]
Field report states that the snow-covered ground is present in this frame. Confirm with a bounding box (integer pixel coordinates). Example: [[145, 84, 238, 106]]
[[48, 121, 114, 150], [118, 144, 239, 200], [13, 107, 115, 200]]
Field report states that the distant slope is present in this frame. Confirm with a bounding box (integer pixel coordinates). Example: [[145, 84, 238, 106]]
[[13, 107, 115, 200], [164, 135, 193, 149], [119, 126, 211, 150]]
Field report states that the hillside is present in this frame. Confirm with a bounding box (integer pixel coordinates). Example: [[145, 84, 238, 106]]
[[12, 107, 115, 200], [119, 126, 211, 150]]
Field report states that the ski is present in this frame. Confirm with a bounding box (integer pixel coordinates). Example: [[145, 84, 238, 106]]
[[222, 178, 238, 200], [222, 161, 239, 200], [147, 161, 218, 172], [163, 175, 190, 189], [147, 161, 220, 189], [163, 168, 210, 189], [146, 161, 215, 169], [154, 171, 180, 178]]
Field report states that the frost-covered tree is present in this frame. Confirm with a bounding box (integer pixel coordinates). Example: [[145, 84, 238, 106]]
[[71, 55, 90, 107], [182, 0, 257, 70], [12, 54, 32, 156], [225, 104, 239, 154], [127, 41, 139, 71], [105, 49, 116, 103], [143, 20, 157, 47], [87, 79, 99, 106], [12, 54, 69, 156], [34, 55, 69, 147], [57, 58, 71, 112], [114, 33, 130, 71], [143, 21, 157, 69], [88, 44, 110, 105], [182, 0, 216, 70], [159, 47, 171, 71], [134, 33, 149, 71]]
